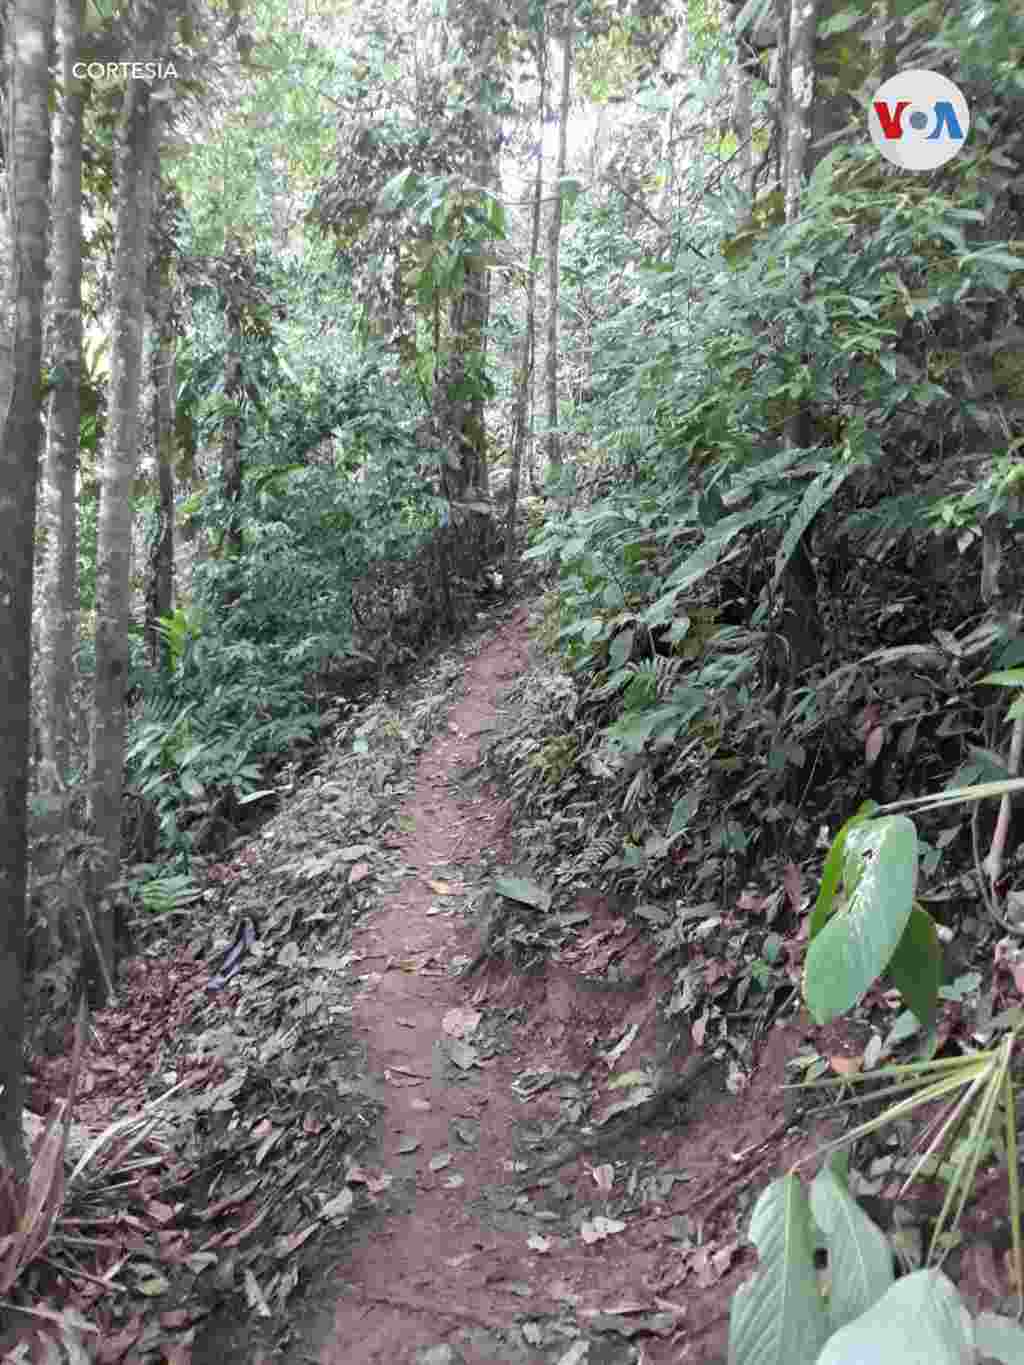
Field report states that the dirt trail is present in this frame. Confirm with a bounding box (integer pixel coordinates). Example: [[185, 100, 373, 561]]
[[16, 602, 1016, 1365], [285, 604, 812, 1365]]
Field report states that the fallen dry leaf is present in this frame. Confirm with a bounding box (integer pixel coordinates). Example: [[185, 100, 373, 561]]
[[580, 1216, 626, 1244], [591, 1164, 614, 1196], [829, 1054, 863, 1077]]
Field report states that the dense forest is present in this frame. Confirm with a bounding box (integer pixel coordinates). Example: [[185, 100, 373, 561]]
[[2, 0, 1024, 1360]]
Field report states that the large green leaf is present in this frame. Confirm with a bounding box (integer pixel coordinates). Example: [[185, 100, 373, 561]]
[[773, 462, 857, 593], [809, 803, 878, 940], [664, 493, 790, 595], [815, 1271, 973, 1365], [729, 1176, 829, 1365], [808, 1165, 893, 1335], [609, 628, 634, 670], [804, 817, 917, 1025], [974, 1312, 1024, 1363], [885, 906, 942, 1029]]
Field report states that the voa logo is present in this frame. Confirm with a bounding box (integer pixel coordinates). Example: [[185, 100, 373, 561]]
[[869, 69, 969, 171]]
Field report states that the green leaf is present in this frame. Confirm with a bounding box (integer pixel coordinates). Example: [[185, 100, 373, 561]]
[[732, 0, 774, 37], [809, 803, 878, 941], [493, 875, 551, 913], [960, 250, 1024, 273], [818, 7, 864, 36], [667, 493, 789, 595], [609, 693, 707, 752], [803, 816, 917, 1026], [774, 462, 855, 593], [974, 1311, 1024, 1363], [885, 906, 942, 1029], [808, 1166, 893, 1335], [979, 669, 1024, 687], [609, 628, 634, 670], [667, 790, 702, 839], [635, 86, 672, 112], [376, 167, 414, 212], [816, 1270, 973, 1365], [728, 1175, 829, 1365]]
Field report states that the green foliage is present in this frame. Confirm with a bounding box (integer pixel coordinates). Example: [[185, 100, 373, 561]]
[[793, 739, 1024, 1302], [730, 1159, 1024, 1365], [123, 161, 459, 864], [125, 697, 262, 852], [169, 6, 343, 254], [153, 606, 204, 672], [528, 103, 1024, 872], [803, 813, 936, 1028], [121, 866, 203, 919]]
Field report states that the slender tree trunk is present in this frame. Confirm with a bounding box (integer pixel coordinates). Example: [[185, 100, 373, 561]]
[[544, 0, 572, 476], [222, 265, 244, 564], [733, 37, 754, 200], [657, 20, 687, 219], [505, 88, 545, 573], [784, 0, 816, 222], [777, 0, 821, 693], [0, 17, 11, 322], [773, 0, 791, 190], [434, 0, 502, 574], [441, 220, 492, 573], [588, 101, 607, 182], [528, 26, 548, 498], [88, 18, 171, 1001], [0, 0, 55, 1184], [38, 0, 84, 795], [145, 250, 175, 670]]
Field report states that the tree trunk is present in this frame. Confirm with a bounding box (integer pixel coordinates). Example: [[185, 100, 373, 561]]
[[145, 249, 175, 670], [88, 5, 173, 1002], [733, 35, 754, 200], [505, 143, 543, 573], [528, 22, 549, 499], [0, 0, 55, 1184], [776, 0, 821, 686], [657, 20, 688, 219], [38, 0, 84, 796], [505, 47, 546, 574], [773, 0, 790, 190], [783, 0, 815, 222], [544, 0, 572, 476], [222, 260, 244, 564], [433, 0, 502, 576]]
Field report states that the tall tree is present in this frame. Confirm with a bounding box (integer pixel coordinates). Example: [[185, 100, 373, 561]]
[[0, 0, 55, 1182], [220, 241, 245, 565], [38, 0, 85, 795], [436, 0, 503, 505], [655, 17, 688, 219], [544, 0, 573, 476], [506, 37, 547, 568], [769, 0, 822, 697], [88, 3, 179, 999], [783, 0, 816, 223], [776, 0, 872, 692], [733, 30, 754, 200], [144, 245, 176, 670]]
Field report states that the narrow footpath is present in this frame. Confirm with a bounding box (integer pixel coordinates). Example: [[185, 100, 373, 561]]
[[287, 604, 810, 1365]]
